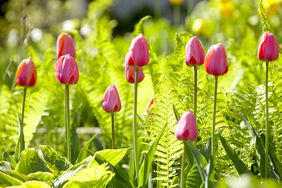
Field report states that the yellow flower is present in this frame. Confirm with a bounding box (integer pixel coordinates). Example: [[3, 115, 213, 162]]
[[263, 0, 281, 16], [219, 1, 235, 19], [169, 0, 183, 6]]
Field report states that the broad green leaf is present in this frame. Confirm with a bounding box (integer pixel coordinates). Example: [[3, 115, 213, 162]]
[[185, 142, 207, 182], [0, 171, 22, 186], [219, 135, 250, 174], [15, 148, 49, 175], [63, 160, 114, 188], [52, 156, 92, 188], [27, 172, 55, 184], [138, 123, 167, 187], [5, 170, 29, 182], [7, 180, 50, 188], [185, 164, 202, 188], [96, 148, 128, 166], [76, 135, 97, 164], [37, 145, 71, 174]]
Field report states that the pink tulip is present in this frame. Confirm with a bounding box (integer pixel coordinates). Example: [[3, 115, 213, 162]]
[[124, 52, 145, 83], [185, 36, 205, 66], [258, 32, 279, 62], [16, 57, 37, 87], [129, 34, 149, 67], [205, 44, 228, 76], [54, 54, 79, 84], [102, 84, 121, 113], [145, 97, 154, 112], [175, 111, 197, 141], [56, 32, 76, 59]]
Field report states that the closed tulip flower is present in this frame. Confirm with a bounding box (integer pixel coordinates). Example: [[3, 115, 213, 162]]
[[175, 111, 197, 141], [145, 97, 154, 112], [185, 36, 205, 66], [16, 57, 37, 87], [129, 34, 149, 67], [205, 44, 228, 76], [54, 54, 79, 84], [102, 84, 121, 113], [258, 32, 279, 62], [125, 52, 145, 83], [56, 32, 76, 59]]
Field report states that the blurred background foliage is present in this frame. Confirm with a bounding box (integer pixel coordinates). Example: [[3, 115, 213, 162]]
[[0, 0, 282, 185]]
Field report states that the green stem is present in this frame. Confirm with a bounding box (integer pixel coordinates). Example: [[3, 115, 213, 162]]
[[180, 142, 186, 187], [211, 76, 218, 158], [193, 66, 197, 118], [173, 6, 180, 26], [65, 84, 71, 162], [16, 87, 26, 161], [111, 113, 115, 149], [133, 67, 139, 181], [265, 61, 269, 177]]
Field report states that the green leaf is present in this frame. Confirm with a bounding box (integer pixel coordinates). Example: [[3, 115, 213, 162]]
[[62, 160, 114, 188], [15, 148, 49, 175], [37, 145, 71, 174], [172, 104, 180, 121], [0, 171, 22, 186], [185, 164, 202, 188], [5, 170, 29, 182], [27, 172, 55, 184], [219, 135, 250, 174], [185, 142, 207, 183], [52, 156, 92, 188], [138, 123, 167, 187], [7, 180, 50, 188], [76, 135, 97, 164], [95, 148, 128, 166]]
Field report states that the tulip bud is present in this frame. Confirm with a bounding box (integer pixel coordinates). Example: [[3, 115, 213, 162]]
[[129, 34, 149, 67], [185, 36, 205, 66], [258, 32, 279, 62], [54, 54, 79, 85], [204, 44, 228, 76], [124, 52, 145, 83], [145, 97, 154, 112], [175, 111, 197, 141], [56, 32, 76, 59], [102, 84, 121, 113], [16, 57, 37, 87]]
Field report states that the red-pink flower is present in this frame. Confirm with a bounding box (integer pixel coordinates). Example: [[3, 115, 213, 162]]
[[54, 54, 79, 84], [124, 52, 145, 83], [129, 34, 149, 67], [205, 44, 228, 76], [145, 97, 154, 112], [175, 111, 197, 141], [16, 57, 37, 87], [56, 32, 76, 59], [258, 32, 279, 62], [185, 36, 205, 66], [102, 84, 121, 113]]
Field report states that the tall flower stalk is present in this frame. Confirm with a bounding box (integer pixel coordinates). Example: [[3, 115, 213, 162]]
[[125, 34, 149, 183], [102, 84, 122, 149], [257, 32, 279, 177], [181, 36, 205, 185], [15, 58, 37, 160], [55, 54, 79, 162], [204, 44, 228, 161]]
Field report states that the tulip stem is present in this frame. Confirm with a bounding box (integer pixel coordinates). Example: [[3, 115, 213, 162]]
[[265, 61, 269, 177], [211, 76, 218, 158], [133, 67, 139, 181], [180, 141, 186, 187], [65, 84, 71, 162], [16, 87, 26, 161], [111, 113, 115, 149], [193, 66, 197, 118]]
